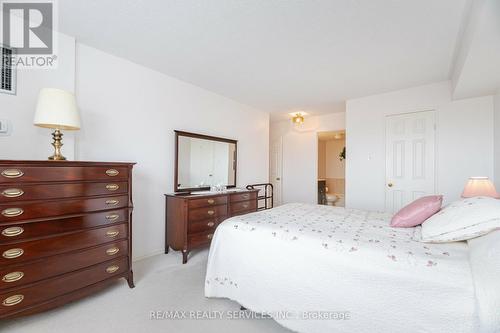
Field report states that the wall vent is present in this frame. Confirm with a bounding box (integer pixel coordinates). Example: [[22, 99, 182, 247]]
[[1, 46, 16, 95]]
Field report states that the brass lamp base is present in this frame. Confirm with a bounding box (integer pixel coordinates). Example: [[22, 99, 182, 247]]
[[48, 129, 66, 161]]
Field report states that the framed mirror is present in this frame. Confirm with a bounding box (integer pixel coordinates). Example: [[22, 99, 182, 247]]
[[174, 130, 237, 192]]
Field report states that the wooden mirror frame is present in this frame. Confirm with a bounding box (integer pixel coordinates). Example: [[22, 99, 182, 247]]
[[174, 130, 238, 193]]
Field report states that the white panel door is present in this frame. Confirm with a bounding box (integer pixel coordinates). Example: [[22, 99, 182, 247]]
[[385, 111, 436, 213], [270, 137, 283, 206]]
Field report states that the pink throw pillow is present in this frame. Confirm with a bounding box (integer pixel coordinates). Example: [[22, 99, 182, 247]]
[[391, 195, 443, 228]]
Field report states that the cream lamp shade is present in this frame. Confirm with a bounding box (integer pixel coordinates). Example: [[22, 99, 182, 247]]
[[461, 177, 500, 199], [33, 88, 80, 130]]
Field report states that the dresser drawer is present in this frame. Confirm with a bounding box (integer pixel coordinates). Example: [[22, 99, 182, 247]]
[[0, 195, 128, 223], [188, 205, 227, 222], [230, 192, 257, 203], [188, 216, 225, 234], [188, 196, 227, 209], [0, 224, 127, 265], [0, 209, 128, 244], [187, 231, 215, 249], [230, 200, 257, 214], [0, 240, 127, 290], [0, 166, 129, 184], [0, 182, 128, 203], [0, 257, 127, 317]]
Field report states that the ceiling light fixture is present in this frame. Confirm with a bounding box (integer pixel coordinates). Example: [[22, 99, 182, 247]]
[[292, 113, 305, 125]]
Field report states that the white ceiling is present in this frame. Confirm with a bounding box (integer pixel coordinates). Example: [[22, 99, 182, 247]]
[[452, 0, 500, 99], [58, 0, 468, 120]]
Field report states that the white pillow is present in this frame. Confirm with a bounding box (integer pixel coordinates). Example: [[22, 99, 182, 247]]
[[420, 196, 500, 243]]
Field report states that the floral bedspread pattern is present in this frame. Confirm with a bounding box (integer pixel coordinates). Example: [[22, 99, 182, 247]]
[[223, 203, 461, 268], [205, 203, 476, 333]]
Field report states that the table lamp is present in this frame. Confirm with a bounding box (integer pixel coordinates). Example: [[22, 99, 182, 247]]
[[33, 88, 80, 161], [461, 177, 500, 198]]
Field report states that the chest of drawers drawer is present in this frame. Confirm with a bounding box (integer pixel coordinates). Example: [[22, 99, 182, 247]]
[[188, 205, 227, 222], [230, 200, 257, 215], [0, 166, 128, 184], [188, 196, 228, 209], [0, 257, 128, 317], [0, 224, 127, 265], [0, 195, 129, 223], [0, 240, 127, 290], [0, 209, 128, 244], [188, 216, 225, 234], [187, 230, 215, 249], [230, 192, 257, 203], [0, 182, 128, 203]]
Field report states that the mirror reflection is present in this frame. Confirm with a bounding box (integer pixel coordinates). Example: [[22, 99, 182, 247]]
[[177, 135, 236, 190]]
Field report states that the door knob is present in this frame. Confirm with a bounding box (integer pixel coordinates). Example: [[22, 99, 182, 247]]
[[388, 183, 393, 188]]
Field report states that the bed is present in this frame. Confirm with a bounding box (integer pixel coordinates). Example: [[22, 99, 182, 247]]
[[205, 203, 481, 333]]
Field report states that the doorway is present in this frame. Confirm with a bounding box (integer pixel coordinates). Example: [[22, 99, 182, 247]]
[[385, 110, 436, 213], [317, 131, 346, 207]]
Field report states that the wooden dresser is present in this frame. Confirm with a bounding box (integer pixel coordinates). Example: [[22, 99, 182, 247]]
[[165, 189, 258, 263], [0, 160, 135, 319]]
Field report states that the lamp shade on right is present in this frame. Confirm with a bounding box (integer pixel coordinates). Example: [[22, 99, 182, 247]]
[[461, 177, 500, 198]]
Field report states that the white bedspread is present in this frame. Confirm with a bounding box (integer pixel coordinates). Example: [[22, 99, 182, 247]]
[[205, 203, 478, 333]]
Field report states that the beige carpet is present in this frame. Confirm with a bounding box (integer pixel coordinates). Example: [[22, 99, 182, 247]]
[[1, 249, 290, 333]]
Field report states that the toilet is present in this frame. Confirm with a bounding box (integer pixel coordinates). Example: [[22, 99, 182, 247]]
[[325, 193, 337, 206], [326, 193, 345, 207]]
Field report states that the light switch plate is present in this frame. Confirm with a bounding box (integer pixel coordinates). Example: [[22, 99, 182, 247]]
[[0, 119, 11, 136]]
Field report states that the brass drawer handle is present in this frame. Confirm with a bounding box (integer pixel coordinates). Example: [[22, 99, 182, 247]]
[[106, 230, 120, 238], [1, 169, 24, 179], [105, 199, 120, 206], [106, 247, 120, 256], [207, 222, 215, 227], [106, 169, 119, 177], [243, 204, 249, 209], [242, 194, 249, 199], [207, 210, 215, 216], [1, 188, 24, 198], [207, 199, 215, 205], [1, 208, 24, 218], [2, 248, 24, 259], [106, 265, 119, 274], [105, 214, 120, 222], [2, 226, 24, 237], [2, 271, 24, 283], [207, 234, 214, 240], [2, 294, 24, 307], [106, 184, 120, 191]]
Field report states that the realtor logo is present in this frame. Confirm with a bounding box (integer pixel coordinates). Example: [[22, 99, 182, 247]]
[[2, 1, 53, 54]]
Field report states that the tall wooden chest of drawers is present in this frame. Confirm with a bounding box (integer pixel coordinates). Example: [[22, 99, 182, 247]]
[[165, 189, 258, 264], [0, 160, 135, 319]]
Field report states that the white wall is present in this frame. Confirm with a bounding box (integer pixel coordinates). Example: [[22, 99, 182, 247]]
[[346, 81, 494, 211], [495, 93, 500, 190], [75, 44, 269, 260], [0, 33, 76, 160], [270, 113, 345, 204]]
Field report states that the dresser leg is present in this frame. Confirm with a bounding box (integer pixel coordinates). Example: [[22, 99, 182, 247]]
[[182, 250, 189, 264], [127, 271, 135, 288], [165, 245, 169, 254]]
